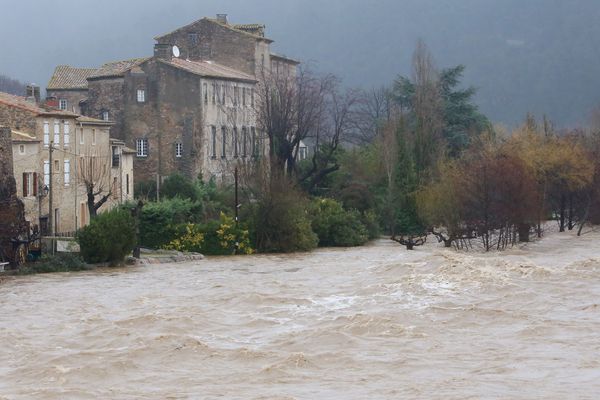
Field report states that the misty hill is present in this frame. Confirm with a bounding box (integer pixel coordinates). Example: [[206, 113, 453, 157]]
[[1, 0, 599, 127]]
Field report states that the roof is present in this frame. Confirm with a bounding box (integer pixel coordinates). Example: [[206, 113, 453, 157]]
[[159, 58, 257, 83], [76, 115, 113, 125], [154, 17, 273, 43], [233, 23, 265, 37], [88, 58, 149, 80], [47, 65, 97, 90], [270, 53, 301, 65], [11, 130, 39, 143], [0, 91, 79, 117]]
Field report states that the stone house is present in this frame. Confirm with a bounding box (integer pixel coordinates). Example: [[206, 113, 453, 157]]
[[47, 14, 299, 185], [0, 91, 134, 235]]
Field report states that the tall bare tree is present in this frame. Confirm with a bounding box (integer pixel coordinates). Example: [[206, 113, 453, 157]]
[[78, 151, 113, 218], [256, 66, 332, 176]]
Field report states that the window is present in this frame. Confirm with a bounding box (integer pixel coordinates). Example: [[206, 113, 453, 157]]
[[63, 121, 70, 147], [242, 87, 246, 106], [43, 121, 49, 147], [64, 159, 70, 185], [53, 120, 60, 146], [211, 83, 216, 104], [188, 32, 199, 45], [221, 84, 226, 105], [203, 83, 208, 104], [59, 99, 67, 110], [221, 127, 227, 158], [54, 159, 60, 173], [136, 138, 148, 157], [44, 161, 50, 186], [126, 174, 130, 195], [211, 126, 217, 158], [242, 127, 248, 157], [251, 88, 255, 108], [22, 172, 37, 197], [18, 144, 25, 155], [233, 86, 239, 106], [79, 128, 84, 145], [251, 127, 257, 157], [233, 127, 239, 158], [175, 142, 183, 158], [102, 111, 109, 121], [112, 146, 120, 167], [137, 89, 145, 103]]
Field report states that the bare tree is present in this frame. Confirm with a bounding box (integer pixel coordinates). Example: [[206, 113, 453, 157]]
[[349, 86, 396, 145], [256, 65, 332, 176], [300, 80, 361, 192], [78, 151, 112, 218]]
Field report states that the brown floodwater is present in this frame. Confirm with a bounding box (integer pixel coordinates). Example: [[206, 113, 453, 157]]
[[1, 229, 600, 399]]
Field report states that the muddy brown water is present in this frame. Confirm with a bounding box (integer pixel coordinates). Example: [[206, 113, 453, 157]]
[[1, 230, 600, 399]]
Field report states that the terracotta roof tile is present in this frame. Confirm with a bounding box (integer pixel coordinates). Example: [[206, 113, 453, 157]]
[[0, 91, 80, 117], [47, 65, 96, 90], [89, 58, 149, 79], [154, 17, 273, 43], [160, 58, 257, 82]]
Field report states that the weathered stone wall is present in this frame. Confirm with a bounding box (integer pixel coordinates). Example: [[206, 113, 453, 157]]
[[0, 127, 27, 262], [0, 104, 37, 133], [86, 78, 126, 140], [157, 19, 259, 76], [120, 60, 205, 183], [46, 89, 88, 114]]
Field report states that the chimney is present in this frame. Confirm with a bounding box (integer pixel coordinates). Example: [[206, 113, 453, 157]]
[[25, 84, 40, 104], [216, 14, 228, 24], [154, 43, 172, 61]]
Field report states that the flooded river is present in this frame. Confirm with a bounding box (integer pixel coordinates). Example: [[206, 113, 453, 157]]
[[1, 229, 600, 399]]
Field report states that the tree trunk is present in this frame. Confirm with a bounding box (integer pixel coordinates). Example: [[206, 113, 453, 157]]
[[559, 193, 566, 232], [518, 223, 530, 243]]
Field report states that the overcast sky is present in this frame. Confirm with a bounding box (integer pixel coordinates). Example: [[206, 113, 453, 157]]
[[2, 0, 599, 127]]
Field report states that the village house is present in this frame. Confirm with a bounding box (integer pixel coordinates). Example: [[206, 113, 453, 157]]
[[0, 91, 134, 235], [47, 14, 299, 185]]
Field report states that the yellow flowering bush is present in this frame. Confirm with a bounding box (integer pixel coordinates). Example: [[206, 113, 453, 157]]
[[162, 223, 204, 252]]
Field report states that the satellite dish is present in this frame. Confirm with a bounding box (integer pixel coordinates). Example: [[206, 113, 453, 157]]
[[172, 45, 180, 58]]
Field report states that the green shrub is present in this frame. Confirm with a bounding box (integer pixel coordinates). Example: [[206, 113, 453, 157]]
[[134, 179, 157, 201], [309, 198, 369, 247], [139, 198, 202, 249], [361, 210, 381, 240], [198, 213, 253, 255], [77, 209, 136, 264], [250, 185, 318, 253], [161, 173, 201, 202], [19, 253, 89, 274]]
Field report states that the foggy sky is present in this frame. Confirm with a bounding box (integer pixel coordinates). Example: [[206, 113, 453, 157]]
[[1, 0, 599, 127]]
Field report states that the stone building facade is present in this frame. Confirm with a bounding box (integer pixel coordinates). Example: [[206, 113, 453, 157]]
[[0, 92, 134, 235], [47, 15, 299, 185]]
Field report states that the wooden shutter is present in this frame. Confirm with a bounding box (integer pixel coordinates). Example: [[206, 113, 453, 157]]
[[33, 173, 38, 196], [23, 173, 28, 197]]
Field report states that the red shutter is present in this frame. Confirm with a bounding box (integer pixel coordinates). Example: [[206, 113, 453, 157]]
[[22, 173, 28, 197], [33, 173, 38, 197]]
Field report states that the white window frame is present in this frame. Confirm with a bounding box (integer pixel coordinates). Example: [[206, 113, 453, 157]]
[[59, 99, 67, 110], [211, 126, 217, 158], [79, 128, 84, 145], [43, 121, 49, 147], [136, 138, 148, 158], [175, 142, 183, 158], [102, 111, 109, 121], [137, 89, 145, 103], [53, 120, 60, 146], [63, 121, 70, 147], [18, 144, 25, 155], [64, 159, 70, 186], [44, 160, 50, 186]]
